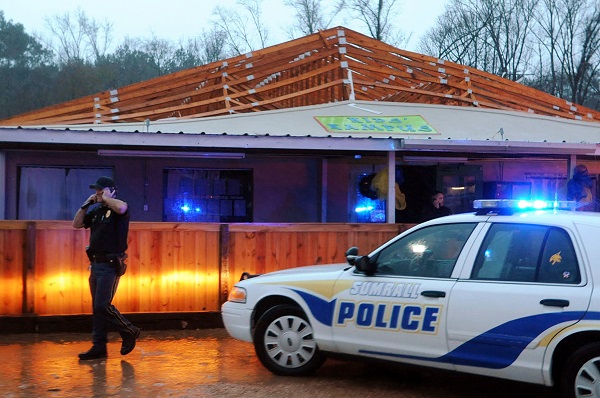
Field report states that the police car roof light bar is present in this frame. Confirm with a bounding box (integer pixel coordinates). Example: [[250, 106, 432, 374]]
[[473, 199, 577, 214]]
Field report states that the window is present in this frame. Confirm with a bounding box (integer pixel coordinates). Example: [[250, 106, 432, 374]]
[[374, 223, 477, 278], [352, 173, 386, 223], [18, 167, 113, 220], [471, 224, 580, 284], [163, 168, 253, 222]]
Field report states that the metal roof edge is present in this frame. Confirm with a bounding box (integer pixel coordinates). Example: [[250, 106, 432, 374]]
[[0, 127, 403, 152], [403, 138, 597, 155]]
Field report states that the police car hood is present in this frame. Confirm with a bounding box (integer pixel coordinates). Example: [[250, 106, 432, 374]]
[[245, 263, 350, 282]]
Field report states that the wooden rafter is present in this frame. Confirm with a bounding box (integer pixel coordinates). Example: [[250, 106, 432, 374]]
[[1, 26, 598, 127]]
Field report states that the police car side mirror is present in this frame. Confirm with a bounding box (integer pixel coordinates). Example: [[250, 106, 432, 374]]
[[346, 246, 359, 265], [354, 255, 377, 276]]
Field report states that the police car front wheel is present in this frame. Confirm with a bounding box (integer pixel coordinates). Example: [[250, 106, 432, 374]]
[[562, 342, 600, 398], [253, 305, 325, 376]]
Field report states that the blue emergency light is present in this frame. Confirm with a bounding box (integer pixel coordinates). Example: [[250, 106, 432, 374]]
[[473, 199, 577, 215]]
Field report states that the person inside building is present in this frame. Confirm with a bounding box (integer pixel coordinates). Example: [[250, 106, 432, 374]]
[[420, 190, 452, 222], [72, 176, 140, 360], [567, 164, 595, 211]]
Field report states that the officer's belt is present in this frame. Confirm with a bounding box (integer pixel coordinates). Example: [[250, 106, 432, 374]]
[[88, 253, 112, 263]]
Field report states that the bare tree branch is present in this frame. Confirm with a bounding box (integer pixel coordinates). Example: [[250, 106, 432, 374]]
[[338, 0, 402, 42], [283, 0, 344, 37], [212, 0, 269, 56], [44, 8, 112, 65]]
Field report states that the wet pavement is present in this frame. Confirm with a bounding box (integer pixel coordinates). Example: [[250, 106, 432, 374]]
[[0, 329, 256, 398], [0, 328, 555, 398]]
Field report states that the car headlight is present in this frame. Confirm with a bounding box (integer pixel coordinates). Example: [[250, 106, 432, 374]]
[[228, 286, 247, 303]]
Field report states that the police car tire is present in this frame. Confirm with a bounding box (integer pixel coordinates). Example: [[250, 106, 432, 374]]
[[253, 305, 325, 376], [561, 342, 600, 398]]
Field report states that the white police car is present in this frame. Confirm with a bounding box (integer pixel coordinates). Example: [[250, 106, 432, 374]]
[[221, 200, 600, 398]]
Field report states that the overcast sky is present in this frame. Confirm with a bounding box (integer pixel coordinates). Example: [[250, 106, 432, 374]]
[[0, 0, 448, 52]]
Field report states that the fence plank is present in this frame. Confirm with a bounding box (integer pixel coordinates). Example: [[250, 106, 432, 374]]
[[0, 229, 25, 315]]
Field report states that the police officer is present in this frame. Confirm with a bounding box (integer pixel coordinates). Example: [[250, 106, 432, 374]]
[[567, 164, 595, 211], [73, 176, 140, 360]]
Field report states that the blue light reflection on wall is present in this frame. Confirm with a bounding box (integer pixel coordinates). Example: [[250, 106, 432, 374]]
[[179, 203, 203, 215], [354, 194, 386, 223], [165, 198, 218, 222], [163, 169, 252, 222]]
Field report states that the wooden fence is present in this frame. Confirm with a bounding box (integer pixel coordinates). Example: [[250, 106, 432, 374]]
[[0, 221, 411, 317]]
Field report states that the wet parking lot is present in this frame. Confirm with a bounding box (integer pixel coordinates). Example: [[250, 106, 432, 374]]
[[0, 328, 555, 398]]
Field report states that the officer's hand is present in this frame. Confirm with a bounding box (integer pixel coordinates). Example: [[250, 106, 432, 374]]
[[81, 194, 98, 210], [88, 193, 100, 205]]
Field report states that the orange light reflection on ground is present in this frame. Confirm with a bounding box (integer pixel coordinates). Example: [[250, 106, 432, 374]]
[[0, 330, 266, 396]]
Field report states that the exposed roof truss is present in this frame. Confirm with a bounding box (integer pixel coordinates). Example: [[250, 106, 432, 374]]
[[1, 27, 598, 127]]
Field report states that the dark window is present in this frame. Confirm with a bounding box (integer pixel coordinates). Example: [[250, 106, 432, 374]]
[[18, 166, 113, 220], [163, 168, 253, 222], [471, 223, 580, 284], [374, 223, 477, 278]]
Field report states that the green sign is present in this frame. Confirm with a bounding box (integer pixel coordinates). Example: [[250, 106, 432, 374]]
[[315, 116, 437, 134]]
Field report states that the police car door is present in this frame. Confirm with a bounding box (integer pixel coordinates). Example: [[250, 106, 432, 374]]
[[332, 222, 481, 370], [447, 221, 592, 385]]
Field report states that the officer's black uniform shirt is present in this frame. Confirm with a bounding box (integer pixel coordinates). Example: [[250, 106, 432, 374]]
[[83, 204, 130, 255]]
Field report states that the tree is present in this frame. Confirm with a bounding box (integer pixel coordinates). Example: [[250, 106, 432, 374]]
[[419, 0, 538, 80], [212, 0, 270, 56], [94, 41, 153, 89], [0, 11, 53, 68], [556, 0, 600, 106], [0, 11, 57, 119], [338, 0, 402, 42], [43, 8, 113, 65], [420, 0, 600, 110], [170, 28, 231, 70], [283, 0, 344, 37], [418, 4, 491, 68], [531, 0, 564, 95], [529, 0, 600, 108], [139, 35, 177, 75], [480, 0, 538, 80], [198, 28, 230, 65], [51, 59, 102, 102]]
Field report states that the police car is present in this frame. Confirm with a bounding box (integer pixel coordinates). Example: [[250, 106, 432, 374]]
[[221, 199, 600, 398]]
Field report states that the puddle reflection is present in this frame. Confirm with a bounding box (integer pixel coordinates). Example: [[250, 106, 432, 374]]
[[0, 329, 269, 397]]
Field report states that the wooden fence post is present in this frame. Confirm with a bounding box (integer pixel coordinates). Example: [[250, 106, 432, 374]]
[[22, 222, 36, 314], [219, 224, 230, 306]]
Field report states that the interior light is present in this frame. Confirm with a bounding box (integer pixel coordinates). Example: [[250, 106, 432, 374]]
[[411, 244, 427, 254]]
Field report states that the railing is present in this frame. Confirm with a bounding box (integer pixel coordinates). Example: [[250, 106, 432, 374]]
[[0, 221, 412, 316]]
